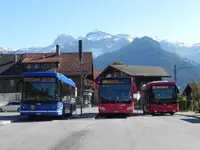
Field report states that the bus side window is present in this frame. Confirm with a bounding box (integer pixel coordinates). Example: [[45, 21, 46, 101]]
[[60, 82, 68, 101]]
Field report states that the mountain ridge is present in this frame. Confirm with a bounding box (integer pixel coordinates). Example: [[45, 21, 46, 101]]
[[94, 36, 200, 89], [1, 30, 200, 63]]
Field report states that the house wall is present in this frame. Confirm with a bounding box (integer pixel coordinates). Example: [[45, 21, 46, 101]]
[[0, 77, 22, 93], [0, 77, 22, 105], [0, 93, 21, 106]]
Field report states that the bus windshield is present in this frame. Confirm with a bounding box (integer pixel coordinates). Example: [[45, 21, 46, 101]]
[[23, 81, 56, 102], [151, 85, 177, 100], [100, 85, 132, 103]]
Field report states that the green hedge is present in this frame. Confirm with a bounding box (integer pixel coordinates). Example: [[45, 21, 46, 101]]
[[178, 95, 192, 111], [179, 100, 191, 111]]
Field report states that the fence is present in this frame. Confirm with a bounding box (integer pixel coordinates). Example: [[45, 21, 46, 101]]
[[0, 93, 21, 106]]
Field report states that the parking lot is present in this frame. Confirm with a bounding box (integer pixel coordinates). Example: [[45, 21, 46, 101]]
[[0, 107, 200, 150]]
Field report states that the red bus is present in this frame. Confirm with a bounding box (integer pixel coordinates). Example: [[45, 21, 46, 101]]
[[98, 76, 137, 115], [140, 81, 179, 115]]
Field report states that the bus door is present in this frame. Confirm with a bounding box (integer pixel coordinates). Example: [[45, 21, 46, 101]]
[[145, 89, 152, 113]]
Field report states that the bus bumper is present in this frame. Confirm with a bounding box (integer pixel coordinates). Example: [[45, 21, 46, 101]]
[[20, 110, 63, 116], [150, 104, 179, 113], [98, 104, 134, 114]]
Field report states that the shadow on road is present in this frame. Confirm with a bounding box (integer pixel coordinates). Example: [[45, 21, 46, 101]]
[[181, 118, 200, 124], [70, 113, 97, 120], [151, 114, 174, 117], [0, 115, 20, 121], [12, 114, 73, 123], [95, 114, 129, 119]]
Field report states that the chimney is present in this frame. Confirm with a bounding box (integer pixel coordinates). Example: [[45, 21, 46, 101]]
[[56, 44, 60, 56], [43, 52, 45, 59], [14, 53, 17, 62]]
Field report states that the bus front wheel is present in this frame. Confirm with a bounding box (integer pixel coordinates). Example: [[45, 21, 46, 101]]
[[143, 105, 147, 115], [170, 112, 174, 116]]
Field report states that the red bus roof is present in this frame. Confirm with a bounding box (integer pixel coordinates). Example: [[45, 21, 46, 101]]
[[141, 81, 177, 91], [147, 81, 176, 86]]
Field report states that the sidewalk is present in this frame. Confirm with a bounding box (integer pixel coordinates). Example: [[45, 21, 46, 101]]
[[177, 111, 200, 119], [0, 112, 23, 126]]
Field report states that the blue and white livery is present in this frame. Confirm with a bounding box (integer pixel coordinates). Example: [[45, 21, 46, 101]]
[[20, 72, 77, 118]]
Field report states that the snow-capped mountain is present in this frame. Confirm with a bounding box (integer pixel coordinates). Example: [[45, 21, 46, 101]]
[[0, 29, 136, 57], [0, 47, 16, 54], [86, 29, 112, 41], [154, 37, 200, 63], [1, 30, 200, 63]]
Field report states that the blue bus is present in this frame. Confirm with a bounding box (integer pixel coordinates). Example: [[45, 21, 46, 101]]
[[20, 72, 77, 118]]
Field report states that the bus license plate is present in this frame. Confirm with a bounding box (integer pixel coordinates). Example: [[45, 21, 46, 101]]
[[36, 113, 41, 115]]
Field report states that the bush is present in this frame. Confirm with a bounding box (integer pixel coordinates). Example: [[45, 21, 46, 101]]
[[191, 81, 200, 111], [178, 95, 187, 111]]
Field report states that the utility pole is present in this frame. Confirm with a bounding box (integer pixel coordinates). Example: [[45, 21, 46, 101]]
[[174, 65, 177, 82], [79, 40, 83, 115], [173, 65, 194, 82]]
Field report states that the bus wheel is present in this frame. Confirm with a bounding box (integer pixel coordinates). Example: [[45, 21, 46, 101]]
[[69, 107, 73, 116], [143, 105, 146, 115], [170, 112, 174, 116]]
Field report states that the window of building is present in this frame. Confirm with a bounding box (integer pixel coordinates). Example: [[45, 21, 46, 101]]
[[10, 80, 15, 87], [34, 64, 40, 69], [44, 64, 50, 69], [51, 63, 57, 68], [26, 64, 32, 70]]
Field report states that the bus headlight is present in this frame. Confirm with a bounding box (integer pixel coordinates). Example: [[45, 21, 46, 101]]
[[127, 106, 133, 110], [57, 105, 63, 109], [99, 107, 106, 111]]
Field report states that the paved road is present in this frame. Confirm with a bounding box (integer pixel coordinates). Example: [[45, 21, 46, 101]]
[[0, 108, 200, 150]]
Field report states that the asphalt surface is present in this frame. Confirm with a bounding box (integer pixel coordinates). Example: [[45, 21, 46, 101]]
[[0, 108, 200, 150]]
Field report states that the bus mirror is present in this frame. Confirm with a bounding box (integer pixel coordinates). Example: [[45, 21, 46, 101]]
[[176, 86, 180, 94], [133, 85, 137, 93]]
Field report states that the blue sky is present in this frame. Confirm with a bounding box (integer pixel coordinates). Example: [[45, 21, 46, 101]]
[[0, 0, 200, 48]]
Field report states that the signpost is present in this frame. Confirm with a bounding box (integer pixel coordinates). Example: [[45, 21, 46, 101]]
[[79, 40, 83, 115]]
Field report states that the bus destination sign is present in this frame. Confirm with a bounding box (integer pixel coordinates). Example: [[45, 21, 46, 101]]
[[24, 77, 56, 82], [152, 85, 168, 89], [101, 78, 131, 85]]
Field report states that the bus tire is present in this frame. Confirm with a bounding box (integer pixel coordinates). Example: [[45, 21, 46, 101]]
[[143, 105, 146, 115], [69, 106, 73, 116], [17, 108, 20, 112], [170, 112, 174, 116]]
